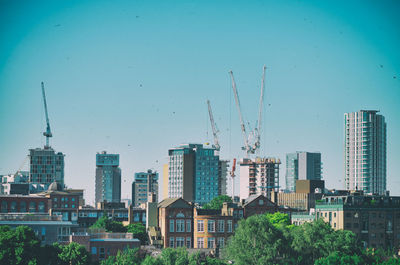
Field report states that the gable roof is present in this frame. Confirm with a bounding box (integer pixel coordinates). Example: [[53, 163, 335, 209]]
[[158, 197, 193, 209], [243, 194, 276, 207]]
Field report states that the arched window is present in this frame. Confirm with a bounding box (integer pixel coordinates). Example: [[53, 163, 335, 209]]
[[38, 202, 45, 213], [29, 202, 36, 212], [20, 201, 27, 212], [1, 201, 7, 213], [10, 201, 17, 212], [176, 213, 185, 218]]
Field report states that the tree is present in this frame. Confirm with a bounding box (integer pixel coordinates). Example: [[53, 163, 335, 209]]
[[224, 214, 286, 265], [56, 242, 91, 265], [265, 212, 291, 228], [101, 247, 142, 265], [203, 195, 232, 210], [315, 251, 364, 265], [126, 223, 148, 244], [158, 247, 189, 265], [0, 225, 41, 265], [90, 215, 127, 233]]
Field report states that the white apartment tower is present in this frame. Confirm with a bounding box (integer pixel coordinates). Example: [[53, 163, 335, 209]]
[[344, 110, 386, 195]]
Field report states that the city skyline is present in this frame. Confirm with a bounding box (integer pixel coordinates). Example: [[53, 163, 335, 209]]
[[1, 0, 400, 204]]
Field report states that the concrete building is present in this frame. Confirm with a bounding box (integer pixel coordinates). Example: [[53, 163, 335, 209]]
[[315, 194, 400, 249], [344, 110, 386, 195], [132, 170, 158, 206], [29, 147, 65, 187], [239, 157, 280, 201], [218, 160, 229, 196], [167, 144, 220, 205], [95, 151, 121, 204], [285, 152, 321, 192], [0, 213, 77, 245], [70, 230, 140, 261], [162, 164, 168, 200]]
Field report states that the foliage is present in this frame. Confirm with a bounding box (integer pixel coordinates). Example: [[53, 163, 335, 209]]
[[203, 195, 232, 210], [224, 214, 286, 265], [315, 251, 364, 265], [101, 247, 142, 265], [126, 222, 148, 244], [55, 242, 91, 265], [90, 215, 127, 233]]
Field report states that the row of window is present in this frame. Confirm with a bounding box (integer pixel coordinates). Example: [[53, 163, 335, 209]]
[[1, 201, 46, 213], [170, 219, 191, 232], [196, 220, 233, 233], [196, 237, 225, 248]]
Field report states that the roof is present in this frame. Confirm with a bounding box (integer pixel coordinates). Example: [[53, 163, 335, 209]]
[[243, 194, 263, 206], [90, 238, 140, 242], [158, 198, 181, 208], [196, 209, 221, 216]]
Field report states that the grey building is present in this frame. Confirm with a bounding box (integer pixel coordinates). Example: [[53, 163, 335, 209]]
[[344, 110, 386, 195], [285, 152, 321, 192], [131, 170, 159, 206], [168, 144, 220, 205], [29, 147, 65, 187], [95, 151, 121, 204]]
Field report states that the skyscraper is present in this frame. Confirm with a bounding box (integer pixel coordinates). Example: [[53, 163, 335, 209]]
[[344, 110, 386, 195], [167, 144, 220, 205], [239, 157, 281, 200], [95, 151, 121, 204], [285, 152, 322, 192], [131, 169, 159, 206], [29, 147, 65, 187]]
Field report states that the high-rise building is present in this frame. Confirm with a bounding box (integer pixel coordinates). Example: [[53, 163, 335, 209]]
[[162, 164, 168, 200], [131, 169, 159, 206], [239, 157, 280, 200], [95, 151, 121, 204], [29, 147, 65, 187], [218, 160, 229, 196], [285, 152, 322, 192], [344, 110, 386, 195], [167, 144, 220, 205]]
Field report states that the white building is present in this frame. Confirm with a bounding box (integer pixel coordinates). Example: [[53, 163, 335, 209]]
[[344, 110, 386, 195]]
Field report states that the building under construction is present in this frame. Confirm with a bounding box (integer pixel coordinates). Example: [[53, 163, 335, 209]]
[[239, 157, 280, 200], [29, 148, 65, 187]]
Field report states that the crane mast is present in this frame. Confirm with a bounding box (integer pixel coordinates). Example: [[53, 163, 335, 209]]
[[207, 100, 220, 151], [41, 82, 52, 148], [254, 65, 266, 151], [229, 71, 253, 156]]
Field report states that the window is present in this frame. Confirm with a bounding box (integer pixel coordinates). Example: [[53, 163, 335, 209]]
[[170, 220, 175, 232], [217, 237, 225, 248], [20, 201, 26, 212], [176, 237, 185, 247], [259, 199, 264, 205], [208, 237, 215, 248], [10, 201, 17, 212], [208, 220, 215, 232], [91, 247, 97, 254], [239, 210, 243, 218], [217, 220, 225, 232], [197, 220, 204, 232], [169, 237, 174, 248], [186, 220, 191, 232], [176, 220, 185, 232], [197, 237, 204, 248], [186, 237, 191, 248], [38, 202, 45, 213], [227, 220, 233, 232], [29, 202, 36, 212], [99, 247, 105, 259]]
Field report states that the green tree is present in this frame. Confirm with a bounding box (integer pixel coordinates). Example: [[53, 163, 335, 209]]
[[158, 247, 189, 265], [141, 255, 162, 265], [56, 242, 91, 265], [126, 222, 147, 244], [265, 212, 291, 228], [315, 251, 364, 265], [101, 247, 142, 265], [0, 225, 41, 265], [224, 214, 286, 265], [203, 195, 232, 210], [90, 215, 127, 233]]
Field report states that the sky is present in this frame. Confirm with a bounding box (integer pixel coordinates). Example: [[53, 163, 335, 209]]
[[0, 0, 399, 205]]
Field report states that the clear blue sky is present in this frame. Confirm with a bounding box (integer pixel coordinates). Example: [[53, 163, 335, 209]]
[[0, 0, 399, 204]]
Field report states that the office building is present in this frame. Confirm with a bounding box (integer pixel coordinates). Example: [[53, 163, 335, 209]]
[[285, 152, 321, 192], [162, 164, 168, 200], [29, 147, 65, 187], [239, 157, 280, 200], [168, 144, 220, 205], [344, 110, 386, 194], [131, 169, 159, 206], [95, 151, 121, 204]]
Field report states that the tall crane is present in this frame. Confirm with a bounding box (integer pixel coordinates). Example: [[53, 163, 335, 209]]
[[254, 65, 267, 151], [41, 82, 52, 148], [207, 100, 220, 151], [229, 71, 253, 156]]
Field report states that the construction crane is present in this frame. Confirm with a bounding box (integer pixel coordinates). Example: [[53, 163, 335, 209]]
[[229, 71, 254, 156], [230, 158, 237, 198], [206, 100, 220, 151], [41, 82, 52, 148], [253, 65, 267, 152]]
